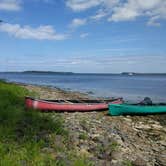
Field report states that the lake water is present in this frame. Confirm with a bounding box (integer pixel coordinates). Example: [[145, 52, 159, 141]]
[[0, 72, 166, 102]]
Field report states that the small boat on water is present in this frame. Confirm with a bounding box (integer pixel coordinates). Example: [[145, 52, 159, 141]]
[[25, 97, 123, 112], [109, 103, 166, 116]]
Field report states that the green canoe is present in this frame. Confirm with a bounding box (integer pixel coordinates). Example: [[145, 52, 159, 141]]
[[109, 104, 166, 116]]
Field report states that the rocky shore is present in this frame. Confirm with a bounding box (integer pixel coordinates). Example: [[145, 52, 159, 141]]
[[22, 84, 166, 166]]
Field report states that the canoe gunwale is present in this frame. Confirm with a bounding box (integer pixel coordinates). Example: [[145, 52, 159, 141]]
[[25, 97, 123, 112], [113, 103, 166, 107], [25, 96, 123, 104]]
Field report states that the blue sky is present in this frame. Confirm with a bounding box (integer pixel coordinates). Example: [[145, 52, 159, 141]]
[[0, 0, 166, 73]]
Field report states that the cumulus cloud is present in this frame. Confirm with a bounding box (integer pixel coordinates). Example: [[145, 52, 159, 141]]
[[66, 0, 166, 26], [0, 23, 68, 40], [0, 0, 22, 11], [70, 18, 87, 28], [109, 0, 166, 24]]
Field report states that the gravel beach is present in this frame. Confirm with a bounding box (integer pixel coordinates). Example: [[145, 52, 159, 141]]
[[21, 83, 166, 166]]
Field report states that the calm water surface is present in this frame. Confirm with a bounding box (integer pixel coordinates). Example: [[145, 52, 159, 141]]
[[0, 73, 166, 102]]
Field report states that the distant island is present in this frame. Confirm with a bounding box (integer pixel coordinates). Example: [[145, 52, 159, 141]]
[[23, 71, 74, 75], [0, 71, 74, 75]]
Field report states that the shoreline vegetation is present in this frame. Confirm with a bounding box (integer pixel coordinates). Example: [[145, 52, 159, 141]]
[[0, 80, 166, 165]]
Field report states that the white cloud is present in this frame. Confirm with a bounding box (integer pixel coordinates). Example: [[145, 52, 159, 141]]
[[0, 23, 68, 40], [66, 0, 166, 26], [109, 0, 166, 26], [90, 9, 108, 20], [66, 0, 102, 11], [108, 0, 166, 25], [70, 18, 87, 28], [0, 0, 22, 11], [66, 0, 119, 11], [80, 33, 89, 38], [109, 6, 139, 22]]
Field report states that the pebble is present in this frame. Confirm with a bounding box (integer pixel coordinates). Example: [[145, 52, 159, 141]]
[[132, 157, 147, 166]]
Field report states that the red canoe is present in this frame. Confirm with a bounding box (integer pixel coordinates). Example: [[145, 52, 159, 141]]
[[25, 97, 123, 112]]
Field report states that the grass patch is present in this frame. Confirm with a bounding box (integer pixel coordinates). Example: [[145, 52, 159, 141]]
[[0, 81, 67, 165], [122, 160, 133, 166], [74, 157, 94, 166], [79, 132, 88, 140], [109, 141, 120, 152], [0, 81, 94, 165]]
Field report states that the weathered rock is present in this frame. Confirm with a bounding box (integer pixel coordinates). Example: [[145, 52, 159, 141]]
[[155, 153, 166, 166], [110, 151, 122, 160], [132, 157, 147, 166]]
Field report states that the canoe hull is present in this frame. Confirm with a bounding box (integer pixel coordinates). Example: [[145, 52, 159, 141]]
[[25, 97, 123, 112], [109, 104, 166, 116]]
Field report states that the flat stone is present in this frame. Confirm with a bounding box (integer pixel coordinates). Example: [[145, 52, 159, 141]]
[[151, 124, 163, 130], [132, 157, 147, 166]]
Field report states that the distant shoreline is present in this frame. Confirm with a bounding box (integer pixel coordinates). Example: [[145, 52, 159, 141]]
[[0, 71, 166, 76]]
